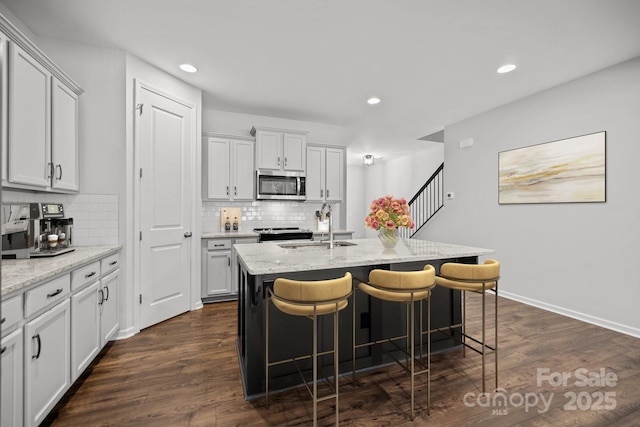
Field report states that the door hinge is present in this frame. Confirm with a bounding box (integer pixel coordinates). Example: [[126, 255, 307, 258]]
[[136, 103, 144, 115], [139, 294, 142, 304]]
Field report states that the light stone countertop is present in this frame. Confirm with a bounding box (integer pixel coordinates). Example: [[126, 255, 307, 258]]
[[234, 238, 494, 276], [1, 245, 122, 296]]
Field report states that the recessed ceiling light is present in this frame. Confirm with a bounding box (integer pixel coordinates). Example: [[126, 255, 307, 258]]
[[367, 97, 381, 105], [179, 63, 198, 73], [497, 64, 516, 74]]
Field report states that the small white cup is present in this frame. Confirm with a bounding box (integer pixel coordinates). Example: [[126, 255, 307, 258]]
[[48, 234, 58, 248]]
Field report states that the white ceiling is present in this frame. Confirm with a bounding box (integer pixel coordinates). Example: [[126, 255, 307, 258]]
[[3, 0, 640, 163]]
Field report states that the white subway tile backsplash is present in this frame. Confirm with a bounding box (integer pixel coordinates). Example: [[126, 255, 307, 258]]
[[2, 190, 119, 246], [201, 200, 342, 233]]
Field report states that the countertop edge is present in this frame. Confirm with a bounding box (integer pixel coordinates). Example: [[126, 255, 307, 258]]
[[2, 245, 123, 297]]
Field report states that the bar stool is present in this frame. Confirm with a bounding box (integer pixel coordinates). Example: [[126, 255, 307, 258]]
[[265, 272, 352, 427], [434, 259, 500, 392], [352, 265, 436, 420]]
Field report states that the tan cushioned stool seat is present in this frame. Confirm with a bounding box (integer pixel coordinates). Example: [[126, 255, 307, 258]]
[[273, 272, 352, 316], [359, 265, 435, 302], [435, 259, 500, 291]]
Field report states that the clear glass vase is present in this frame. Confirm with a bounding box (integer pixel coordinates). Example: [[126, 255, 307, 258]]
[[377, 228, 399, 248]]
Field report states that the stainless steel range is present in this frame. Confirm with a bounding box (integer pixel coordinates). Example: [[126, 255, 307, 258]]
[[253, 227, 313, 242]]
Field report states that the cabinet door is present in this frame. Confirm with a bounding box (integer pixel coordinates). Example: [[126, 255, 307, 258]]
[[24, 299, 71, 427], [100, 269, 120, 346], [232, 139, 254, 200], [305, 146, 324, 201], [8, 42, 51, 188], [325, 148, 344, 202], [1, 31, 7, 185], [283, 133, 305, 171], [256, 130, 282, 170], [204, 251, 231, 297], [70, 281, 100, 381], [51, 77, 79, 191], [206, 137, 230, 199], [1, 328, 23, 427]]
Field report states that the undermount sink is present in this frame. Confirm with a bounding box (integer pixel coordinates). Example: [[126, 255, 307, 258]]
[[277, 241, 356, 249]]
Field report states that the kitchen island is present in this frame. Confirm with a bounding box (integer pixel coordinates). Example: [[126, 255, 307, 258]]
[[234, 238, 493, 399]]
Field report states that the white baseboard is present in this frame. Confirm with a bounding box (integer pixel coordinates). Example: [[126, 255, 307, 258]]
[[114, 326, 138, 341], [500, 290, 640, 339]]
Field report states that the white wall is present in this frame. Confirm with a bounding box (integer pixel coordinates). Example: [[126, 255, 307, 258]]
[[424, 57, 640, 337]]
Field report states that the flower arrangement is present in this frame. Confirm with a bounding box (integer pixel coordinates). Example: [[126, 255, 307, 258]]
[[364, 195, 415, 231]]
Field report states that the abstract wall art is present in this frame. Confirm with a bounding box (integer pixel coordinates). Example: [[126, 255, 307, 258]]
[[499, 131, 606, 204]]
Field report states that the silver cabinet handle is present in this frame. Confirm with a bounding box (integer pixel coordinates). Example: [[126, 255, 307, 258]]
[[327, 189, 330, 198], [277, 156, 280, 166], [226, 186, 229, 195], [98, 288, 104, 305], [104, 285, 110, 301], [85, 271, 97, 279], [184, 232, 193, 238], [320, 189, 323, 198], [284, 157, 287, 167], [234, 186, 237, 196], [47, 162, 54, 179], [56, 164, 62, 180]]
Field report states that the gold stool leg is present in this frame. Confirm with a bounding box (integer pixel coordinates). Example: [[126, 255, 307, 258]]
[[335, 308, 340, 426], [482, 286, 486, 393], [313, 310, 318, 427], [495, 282, 499, 391], [265, 293, 270, 408]]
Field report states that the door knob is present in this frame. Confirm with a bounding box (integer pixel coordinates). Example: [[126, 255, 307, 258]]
[[184, 232, 193, 238]]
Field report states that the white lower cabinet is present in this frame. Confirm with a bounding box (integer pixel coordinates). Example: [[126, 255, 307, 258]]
[[1, 328, 23, 427], [70, 281, 100, 381], [202, 237, 257, 302], [24, 298, 71, 427], [99, 269, 120, 346], [0, 249, 120, 426], [202, 241, 232, 299]]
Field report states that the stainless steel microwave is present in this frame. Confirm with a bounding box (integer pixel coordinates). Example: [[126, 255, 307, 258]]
[[256, 170, 306, 201]]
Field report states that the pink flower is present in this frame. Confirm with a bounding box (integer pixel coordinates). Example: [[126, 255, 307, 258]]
[[365, 195, 414, 232]]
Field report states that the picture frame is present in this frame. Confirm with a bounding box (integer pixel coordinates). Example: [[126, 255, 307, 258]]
[[498, 131, 606, 204]]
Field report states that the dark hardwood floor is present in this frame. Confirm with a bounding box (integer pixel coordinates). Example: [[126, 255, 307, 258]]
[[46, 294, 640, 426]]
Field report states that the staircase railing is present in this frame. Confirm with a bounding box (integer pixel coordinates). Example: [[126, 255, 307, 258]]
[[399, 162, 444, 239]]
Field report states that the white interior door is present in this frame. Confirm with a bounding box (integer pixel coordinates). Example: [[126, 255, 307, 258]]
[[138, 84, 193, 329]]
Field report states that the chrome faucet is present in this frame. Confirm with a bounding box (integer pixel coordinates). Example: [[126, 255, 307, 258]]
[[320, 202, 334, 249]]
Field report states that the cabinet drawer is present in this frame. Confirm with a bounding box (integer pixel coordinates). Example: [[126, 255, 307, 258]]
[[1, 295, 22, 335], [24, 274, 70, 318], [101, 252, 120, 275], [207, 239, 231, 250], [71, 261, 100, 292]]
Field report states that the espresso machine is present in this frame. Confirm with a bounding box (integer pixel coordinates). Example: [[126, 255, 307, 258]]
[[1, 202, 75, 259]]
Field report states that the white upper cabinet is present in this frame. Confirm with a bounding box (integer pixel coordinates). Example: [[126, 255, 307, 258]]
[[251, 126, 307, 173], [306, 145, 344, 202], [8, 42, 51, 188], [0, 15, 83, 193], [204, 135, 254, 201], [51, 77, 79, 191]]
